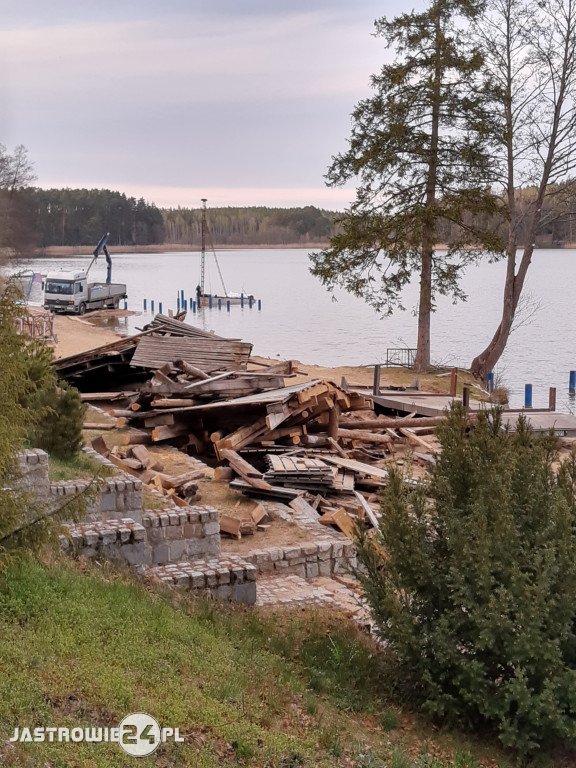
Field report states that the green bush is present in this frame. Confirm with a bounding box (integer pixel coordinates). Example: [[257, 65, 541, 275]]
[[31, 381, 85, 460], [355, 405, 576, 758]]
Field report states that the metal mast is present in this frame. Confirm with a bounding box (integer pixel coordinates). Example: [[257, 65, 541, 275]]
[[200, 198, 207, 295]]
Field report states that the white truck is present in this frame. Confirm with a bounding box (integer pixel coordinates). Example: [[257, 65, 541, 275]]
[[43, 272, 127, 315], [43, 233, 127, 315]]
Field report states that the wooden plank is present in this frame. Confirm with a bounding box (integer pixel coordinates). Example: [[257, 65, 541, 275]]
[[219, 448, 263, 478], [331, 508, 358, 540], [220, 515, 242, 539], [353, 490, 380, 529], [339, 415, 446, 430], [289, 496, 321, 523], [398, 427, 439, 453], [161, 469, 206, 489], [152, 423, 191, 442], [144, 413, 175, 428], [250, 503, 268, 524], [91, 435, 109, 456], [337, 428, 391, 445], [116, 429, 153, 446], [83, 422, 116, 430], [321, 454, 389, 481], [216, 416, 269, 451], [229, 479, 303, 500]]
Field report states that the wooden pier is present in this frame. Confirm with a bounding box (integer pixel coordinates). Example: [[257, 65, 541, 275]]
[[358, 388, 576, 437]]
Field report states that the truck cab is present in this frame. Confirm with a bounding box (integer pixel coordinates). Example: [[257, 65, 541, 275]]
[[44, 271, 89, 314]]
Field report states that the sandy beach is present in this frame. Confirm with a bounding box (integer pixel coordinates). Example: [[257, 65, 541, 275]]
[[52, 313, 471, 395]]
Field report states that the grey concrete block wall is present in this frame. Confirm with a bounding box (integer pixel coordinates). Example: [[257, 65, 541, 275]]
[[142, 506, 221, 565], [14, 449, 50, 495], [60, 518, 151, 566], [148, 556, 257, 605]]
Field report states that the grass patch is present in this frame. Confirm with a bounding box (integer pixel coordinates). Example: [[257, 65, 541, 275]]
[[0, 559, 519, 767], [48, 453, 114, 482]]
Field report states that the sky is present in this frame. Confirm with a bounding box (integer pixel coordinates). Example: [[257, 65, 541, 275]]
[[0, 0, 410, 211]]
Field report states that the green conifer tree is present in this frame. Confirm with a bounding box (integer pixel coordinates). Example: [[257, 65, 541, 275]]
[[355, 405, 576, 757]]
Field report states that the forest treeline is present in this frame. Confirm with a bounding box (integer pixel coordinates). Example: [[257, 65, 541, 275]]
[[5, 185, 576, 251], [16, 188, 338, 249]]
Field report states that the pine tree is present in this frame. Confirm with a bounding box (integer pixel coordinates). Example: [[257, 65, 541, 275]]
[[310, 0, 503, 371], [355, 405, 576, 757]]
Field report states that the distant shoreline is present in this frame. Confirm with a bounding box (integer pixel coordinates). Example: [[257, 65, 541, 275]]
[[19, 240, 576, 259], [30, 243, 330, 258]]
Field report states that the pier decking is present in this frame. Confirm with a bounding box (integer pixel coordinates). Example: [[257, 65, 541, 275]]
[[358, 388, 576, 436]]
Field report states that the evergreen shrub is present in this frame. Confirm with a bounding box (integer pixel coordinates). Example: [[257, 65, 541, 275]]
[[355, 405, 576, 758]]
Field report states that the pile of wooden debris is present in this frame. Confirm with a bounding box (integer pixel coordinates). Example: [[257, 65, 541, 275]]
[[57, 314, 445, 541]]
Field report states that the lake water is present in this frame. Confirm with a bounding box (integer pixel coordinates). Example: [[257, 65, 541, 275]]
[[9, 247, 576, 409]]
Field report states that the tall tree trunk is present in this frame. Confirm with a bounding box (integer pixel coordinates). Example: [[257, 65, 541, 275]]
[[415, 245, 433, 371], [414, 3, 441, 373]]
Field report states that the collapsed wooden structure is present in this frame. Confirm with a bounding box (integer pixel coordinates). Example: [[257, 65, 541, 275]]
[[56, 314, 443, 541]]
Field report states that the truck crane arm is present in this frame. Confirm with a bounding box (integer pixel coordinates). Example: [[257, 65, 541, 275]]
[[87, 233, 112, 284]]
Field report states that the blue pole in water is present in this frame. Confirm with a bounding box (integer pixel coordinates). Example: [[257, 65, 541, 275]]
[[151, 300, 154, 313], [249, 296, 253, 309], [525, 384, 533, 408], [177, 298, 180, 311], [487, 372, 494, 393], [258, 299, 261, 311], [209, 295, 212, 309], [143, 298, 147, 311], [570, 371, 576, 394], [124, 300, 127, 310], [218, 298, 222, 310], [241, 293, 244, 308], [181, 289, 184, 305], [159, 302, 162, 314], [227, 300, 230, 312], [192, 300, 196, 313], [183, 299, 187, 311]]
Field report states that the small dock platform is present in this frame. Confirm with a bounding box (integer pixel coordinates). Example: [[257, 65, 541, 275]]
[[356, 389, 576, 437]]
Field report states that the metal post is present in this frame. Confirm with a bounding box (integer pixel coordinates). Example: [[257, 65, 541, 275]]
[[462, 386, 470, 410], [192, 300, 196, 313], [208, 295, 212, 309], [227, 300, 230, 312], [143, 298, 147, 311], [249, 297, 253, 309], [218, 298, 221, 310], [159, 302, 162, 314], [525, 384, 533, 408], [487, 372, 494, 394], [151, 300, 154, 313], [570, 371, 576, 394], [241, 293, 244, 308], [258, 299, 261, 310]]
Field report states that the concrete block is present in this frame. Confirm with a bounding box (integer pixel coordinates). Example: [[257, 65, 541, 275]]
[[205, 537, 221, 557], [152, 543, 170, 565], [318, 560, 332, 577], [305, 562, 320, 579], [189, 571, 206, 589], [169, 539, 187, 562], [123, 543, 153, 566], [132, 525, 146, 543], [166, 525, 183, 541], [215, 584, 233, 600], [232, 582, 256, 605], [186, 538, 209, 558], [203, 522, 220, 536]]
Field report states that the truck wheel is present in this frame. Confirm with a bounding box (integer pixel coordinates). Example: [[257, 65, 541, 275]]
[[78, 303, 86, 316]]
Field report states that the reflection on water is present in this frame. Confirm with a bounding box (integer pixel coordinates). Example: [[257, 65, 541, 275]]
[[8, 247, 576, 409]]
